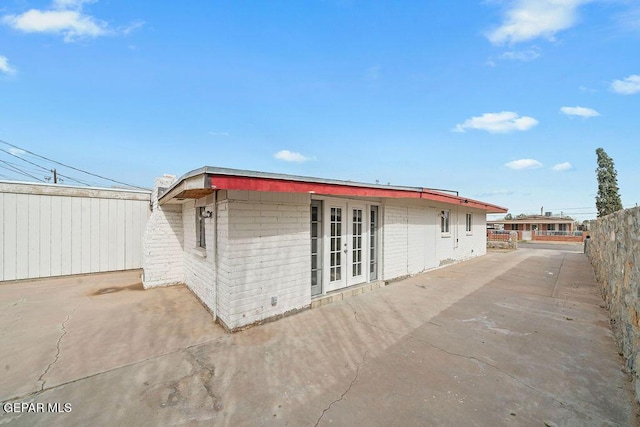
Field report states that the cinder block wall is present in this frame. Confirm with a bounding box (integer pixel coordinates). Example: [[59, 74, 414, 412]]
[[182, 197, 216, 318], [383, 203, 410, 279], [142, 175, 184, 288], [217, 190, 311, 330], [382, 200, 487, 281], [587, 206, 640, 403]]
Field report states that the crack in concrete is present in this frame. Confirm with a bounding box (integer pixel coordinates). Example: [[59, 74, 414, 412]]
[[551, 253, 566, 299], [314, 349, 367, 427], [36, 303, 82, 391], [9, 298, 27, 308], [185, 348, 223, 412], [6, 334, 229, 404]]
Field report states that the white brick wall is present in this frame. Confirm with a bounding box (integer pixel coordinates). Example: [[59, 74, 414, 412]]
[[143, 178, 489, 329], [142, 175, 184, 288], [217, 191, 311, 330], [408, 204, 430, 274], [382, 203, 409, 280], [432, 206, 486, 266], [382, 200, 488, 281], [182, 198, 216, 318]]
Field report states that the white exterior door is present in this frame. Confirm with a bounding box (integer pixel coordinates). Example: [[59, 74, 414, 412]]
[[348, 204, 367, 286], [322, 200, 371, 293], [325, 202, 347, 292]]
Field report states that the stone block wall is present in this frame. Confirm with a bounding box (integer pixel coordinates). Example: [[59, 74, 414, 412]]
[[586, 206, 640, 402], [487, 231, 518, 249]]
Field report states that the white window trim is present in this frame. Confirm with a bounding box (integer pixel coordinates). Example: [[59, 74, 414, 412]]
[[466, 213, 473, 235], [440, 210, 451, 236]]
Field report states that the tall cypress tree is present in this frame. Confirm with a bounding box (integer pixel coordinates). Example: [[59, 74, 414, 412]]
[[595, 147, 623, 217]]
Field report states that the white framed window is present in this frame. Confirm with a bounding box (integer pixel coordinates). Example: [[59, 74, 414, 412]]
[[558, 223, 567, 231], [440, 210, 450, 234], [547, 224, 556, 231], [197, 207, 207, 248], [466, 213, 472, 234]]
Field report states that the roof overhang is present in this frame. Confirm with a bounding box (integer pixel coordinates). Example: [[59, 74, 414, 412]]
[[159, 167, 508, 213], [159, 170, 214, 202]]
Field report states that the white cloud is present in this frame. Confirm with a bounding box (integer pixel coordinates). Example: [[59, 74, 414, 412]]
[[2, 0, 141, 42], [8, 148, 26, 156], [611, 74, 640, 95], [560, 106, 600, 117], [614, 6, 640, 32], [487, 0, 591, 45], [2, 9, 108, 42], [475, 189, 515, 198], [552, 162, 573, 171], [208, 131, 230, 137], [52, 0, 97, 10], [0, 55, 16, 75], [121, 20, 144, 36], [454, 111, 538, 134], [274, 150, 312, 162], [499, 47, 541, 61], [505, 159, 543, 170]]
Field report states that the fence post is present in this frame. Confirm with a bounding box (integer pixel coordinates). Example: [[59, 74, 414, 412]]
[[583, 235, 590, 254], [509, 231, 518, 249]]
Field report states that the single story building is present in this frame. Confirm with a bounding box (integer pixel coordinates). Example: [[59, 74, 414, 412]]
[[488, 215, 579, 241], [143, 167, 507, 331]]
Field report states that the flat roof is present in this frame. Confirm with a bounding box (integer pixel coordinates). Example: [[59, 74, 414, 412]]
[[159, 166, 508, 213], [490, 217, 575, 224]]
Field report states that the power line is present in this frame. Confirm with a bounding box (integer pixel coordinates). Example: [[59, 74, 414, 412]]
[[55, 172, 95, 186], [0, 148, 51, 172], [1, 148, 91, 185], [0, 139, 149, 190], [0, 161, 46, 182]]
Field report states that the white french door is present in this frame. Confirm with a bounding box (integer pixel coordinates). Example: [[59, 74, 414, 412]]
[[325, 202, 347, 292], [322, 200, 370, 293], [349, 204, 367, 286]]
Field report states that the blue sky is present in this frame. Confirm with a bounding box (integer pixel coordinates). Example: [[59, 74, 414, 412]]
[[1, 0, 639, 221]]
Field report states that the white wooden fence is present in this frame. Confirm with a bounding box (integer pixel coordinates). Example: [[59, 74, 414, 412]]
[[0, 181, 150, 281]]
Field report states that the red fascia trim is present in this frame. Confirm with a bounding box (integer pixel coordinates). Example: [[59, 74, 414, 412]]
[[210, 175, 421, 199], [209, 175, 507, 212], [421, 190, 508, 213]]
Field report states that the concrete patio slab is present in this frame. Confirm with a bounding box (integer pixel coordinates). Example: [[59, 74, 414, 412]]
[[0, 248, 636, 426]]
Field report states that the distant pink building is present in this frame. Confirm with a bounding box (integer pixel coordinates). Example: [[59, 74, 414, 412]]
[[488, 215, 584, 242]]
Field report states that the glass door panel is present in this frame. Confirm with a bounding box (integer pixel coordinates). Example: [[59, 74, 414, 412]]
[[370, 206, 378, 281], [349, 205, 366, 285], [310, 201, 323, 296]]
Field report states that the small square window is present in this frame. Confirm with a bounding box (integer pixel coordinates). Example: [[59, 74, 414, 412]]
[[440, 210, 450, 234]]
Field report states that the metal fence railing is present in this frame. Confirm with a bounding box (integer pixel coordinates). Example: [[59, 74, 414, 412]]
[[535, 231, 583, 237]]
